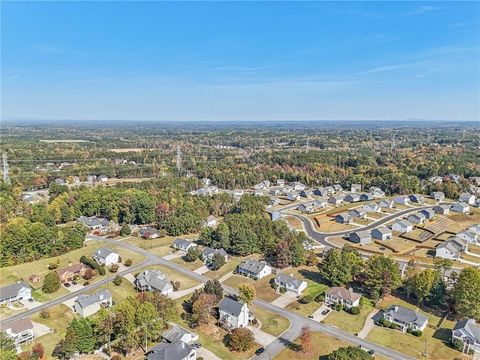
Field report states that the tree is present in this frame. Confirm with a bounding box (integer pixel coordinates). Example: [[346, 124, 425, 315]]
[[433, 257, 452, 277], [305, 251, 318, 266], [452, 267, 480, 319], [210, 252, 226, 270], [191, 293, 218, 325], [0, 331, 17, 360], [110, 264, 119, 273], [32, 343, 45, 360], [124, 258, 133, 266], [328, 346, 373, 360], [119, 223, 131, 236], [238, 283, 256, 305], [318, 248, 361, 286], [42, 271, 61, 293], [299, 326, 312, 354], [275, 241, 291, 268], [225, 327, 255, 352], [405, 269, 441, 305], [204, 279, 223, 300], [83, 267, 94, 280], [184, 247, 201, 262], [113, 275, 123, 286], [363, 255, 401, 300]]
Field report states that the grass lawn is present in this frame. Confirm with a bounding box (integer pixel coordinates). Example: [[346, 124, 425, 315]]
[[205, 257, 242, 280], [461, 253, 480, 264], [468, 245, 480, 256], [171, 257, 205, 271], [251, 305, 290, 336], [92, 280, 137, 303], [286, 300, 321, 317], [222, 274, 280, 302], [28, 304, 75, 359], [274, 331, 352, 360], [31, 287, 70, 302], [324, 300, 374, 334], [124, 234, 198, 252], [367, 326, 469, 360]]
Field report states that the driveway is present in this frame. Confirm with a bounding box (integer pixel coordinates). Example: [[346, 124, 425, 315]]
[[194, 265, 209, 275], [248, 325, 277, 347], [123, 273, 136, 284], [32, 321, 53, 338], [270, 292, 297, 308], [19, 298, 43, 310], [357, 309, 380, 339], [64, 283, 84, 293], [169, 284, 204, 300], [197, 347, 222, 360], [163, 252, 183, 260], [311, 304, 332, 322]]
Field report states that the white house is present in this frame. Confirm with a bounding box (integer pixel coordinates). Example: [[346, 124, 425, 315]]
[[435, 237, 467, 260], [335, 213, 352, 224], [0, 318, 34, 345], [218, 297, 250, 329], [456, 231, 478, 244], [382, 305, 428, 333], [135, 269, 174, 296], [459, 193, 476, 206], [349, 208, 366, 219], [349, 231, 372, 245], [172, 239, 197, 252], [363, 203, 381, 213], [74, 289, 112, 318], [409, 194, 425, 204], [201, 247, 229, 263], [434, 204, 450, 215], [162, 324, 199, 344], [407, 212, 427, 225], [392, 219, 413, 233], [452, 319, 480, 354], [287, 192, 301, 201], [236, 259, 272, 280], [451, 202, 470, 214], [379, 199, 394, 209], [431, 192, 445, 202], [351, 183, 362, 193], [274, 274, 307, 296], [0, 281, 31, 304], [328, 195, 344, 206], [371, 226, 393, 241], [92, 248, 119, 266], [325, 287, 361, 310], [393, 196, 410, 205], [140, 226, 160, 239]]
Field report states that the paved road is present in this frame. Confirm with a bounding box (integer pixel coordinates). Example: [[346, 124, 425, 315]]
[[3, 235, 415, 360]]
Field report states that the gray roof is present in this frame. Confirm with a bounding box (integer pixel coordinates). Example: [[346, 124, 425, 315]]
[[0, 318, 33, 334], [238, 259, 270, 275], [336, 213, 351, 220], [147, 340, 194, 360], [75, 289, 112, 309], [352, 230, 371, 239], [438, 238, 466, 253], [135, 270, 171, 292], [78, 216, 109, 227], [275, 274, 305, 290], [453, 319, 480, 342], [218, 297, 245, 316], [93, 248, 116, 260], [372, 226, 391, 235], [0, 281, 30, 301], [395, 219, 412, 228], [202, 247, 227, 258], [384, 305, 428, 328], [162, 325, 196, 343], [173, 239, 194, 249]]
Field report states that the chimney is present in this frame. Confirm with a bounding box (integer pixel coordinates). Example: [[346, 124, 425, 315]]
[[99, 293, 104, 300], [394, 306, 398, 312], [348, 287, 353, 293]]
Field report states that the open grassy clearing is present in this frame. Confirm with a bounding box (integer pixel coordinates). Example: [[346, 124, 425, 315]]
[[250, 305, 290, 336], [124, 234, 198, 250], [468, 245, 480, 255], [171, 257, 204, 271], [324, 300, 374, 334], [446, 209, 480, 232], [205, 257, 242, 280], [222, 274, 280, 302]]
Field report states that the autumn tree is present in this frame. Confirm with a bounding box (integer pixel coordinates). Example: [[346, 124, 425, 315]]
[[299, 326, 312, 354], [238, 283, 256, 305], [363, 255, 401, 300], [191, 293, 218, 325], [225, 327, 255, 352]]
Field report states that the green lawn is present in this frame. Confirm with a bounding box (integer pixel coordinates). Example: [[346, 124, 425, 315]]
[[91, 279, 137, 303], [222, 274, 280, 302], [171, 257, 205, 271], [324, 300, 374, 334], [251, 305, 290, 336], [286, 300, 321, 317], [205, 257, 242, 280]]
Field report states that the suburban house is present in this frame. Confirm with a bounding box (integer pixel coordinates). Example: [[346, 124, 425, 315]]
[[56, 263, 87, 283], [270, 188, 282, 196], [162, 324, 199, 344], [409, 194, 425, 204], [434, 204, 450, 215], [420, 209, 435, 220], [236, 259, 272, 280], [92, 248, 119, 266], [146, 340, 196, 360], [451, 202, 470, 214], [0, 281, 32, 304], [349, 230, 372, 245], [459, 193, 476, 205], [392, 219, 413, 233], [201, 247, 229, 263], [344, 193, 361, 203], [457, 231, 478, 245], [469, 224, 480, 236], [371, 226, 393, 241], [325, 186, 336, 194], [77, 215, 112, 234], [393, 196, 410, 205], [203, 215, 217, 228], [314, 187, 329, 197], [98, 175, 108, 182], [298, 200, 325, 213], [379, 199, 394, 209], [254, 180, 270, 190], [370, 187, 386, 198], [276, 179, 285, 186], [300, 189, 314, 198], [351, 183, 362, 193], [291, 182, 306, 191], [436, 237, 467, 260], [0, 318, 34, 345], [382, 305, 428, 333], [140, 226, 160, 239], [172, 239, 197, 252], [269, 210, 282, 221], [325, 287, 362, 310], [269, 198, 280, 206], [431, 192, 445, 201], [452, 319, 480, 354], [287, 192, 301, 201], [407, 212, 427, 225], [74, 289, 113, 317], [333, 184, 343, 192], [360, 193, 374, 201], [328, 195, 344, 206], [335, 213, 352, 224], [274, 274, 307, 296], [218, 297, 250, 328], [349, 208, 366, 219], [363, 203, 381, 213], [135, 269, 173, 296]]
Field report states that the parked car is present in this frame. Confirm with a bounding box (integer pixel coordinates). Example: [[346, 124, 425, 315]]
[[192, 343, 201, 349], [321, 309, 330, 315], [64, 283, 71, 287], [255, 348, 265, 355]]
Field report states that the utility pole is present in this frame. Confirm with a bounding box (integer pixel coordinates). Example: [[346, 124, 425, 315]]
[[2, 154, 11, 185], [176, 145, 182, 174]]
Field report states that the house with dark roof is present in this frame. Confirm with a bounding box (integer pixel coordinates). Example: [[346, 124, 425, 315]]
[[344, 193, 361, 203], [274, 274, 307, 296], [349, 231, 372, 245], [218, 297, 250, 328], [407, 212, 427, 225], [92, 248, 119, 266], [201, 247, 229, 264], [371, 226, 392, 241], [360, 193, 374, 202], [434, 204, 450, 215], [74, 289, 112, 317], [77, 216, 112, 234], [420, 209, 435, 220], [409, 194, 425, 204], [325, 287, 361, 310], [140, 226, 160, 239], [147, 340, 196, 360], [382, 305, 428, 333], [162, 324, 199, 345], [135, 269, 173, 296], [452, 319, 480, 354], [0, 318, 34, 345], [314, 187, 328, 197], [236, 259, 272, 280], [0, 281, 31, 304], [172, 239, 197, 252], [335, 213, 352, 224], [349, 208, 366, 219]]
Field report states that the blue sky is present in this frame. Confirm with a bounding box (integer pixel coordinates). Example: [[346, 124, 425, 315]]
[[2, 1, 479, 121]]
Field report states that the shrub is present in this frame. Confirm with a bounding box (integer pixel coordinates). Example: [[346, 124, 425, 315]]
[[172, 281, 181, 291], [40, 310, 50, 319], [411, 330, 422, 337], [113, 276, 123, 286], [119, 223, 131, 236], [110, 264, 119, 273], [124, 258, 133, 267], [279, 287, 287, 294], [184, 247, 201, 262], [314, 293, 324, 303], [334, 303, 343, 311], [83, 281, 90, 286], [48, 262, 58, 270], [80, 256, 106, 275], [42, 272, 61, 294], [225, 327, 255, 352], [349, 306, 360, 315], [452, 338, 464, 352], [301, 294, 314, 304]]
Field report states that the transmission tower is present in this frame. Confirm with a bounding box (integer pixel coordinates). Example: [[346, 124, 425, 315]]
[[2, 154, 11, 185], [176, 145, 182, 173]]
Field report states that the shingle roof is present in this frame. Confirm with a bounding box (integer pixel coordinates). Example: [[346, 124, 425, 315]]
[[136, 270, 171, 292], [218, 297, 245, 316], [0, 318, 33, 334], [173, 239, 193, 249], [0, 281, 30, 301], [384, 305, 428, 328], [453, 319, 480, 342], [325, 287, 361, 302], [147, 340, 194, 360], [93, 248, 116, 260], [56, 263, 85, 277], [275, 274, 305, 290], [202, 247, 227, 258], [238, 259, 270, 275], [162, 325, 196, 343], [75, 289, 112, 309], [372, 226, 391, 235]]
